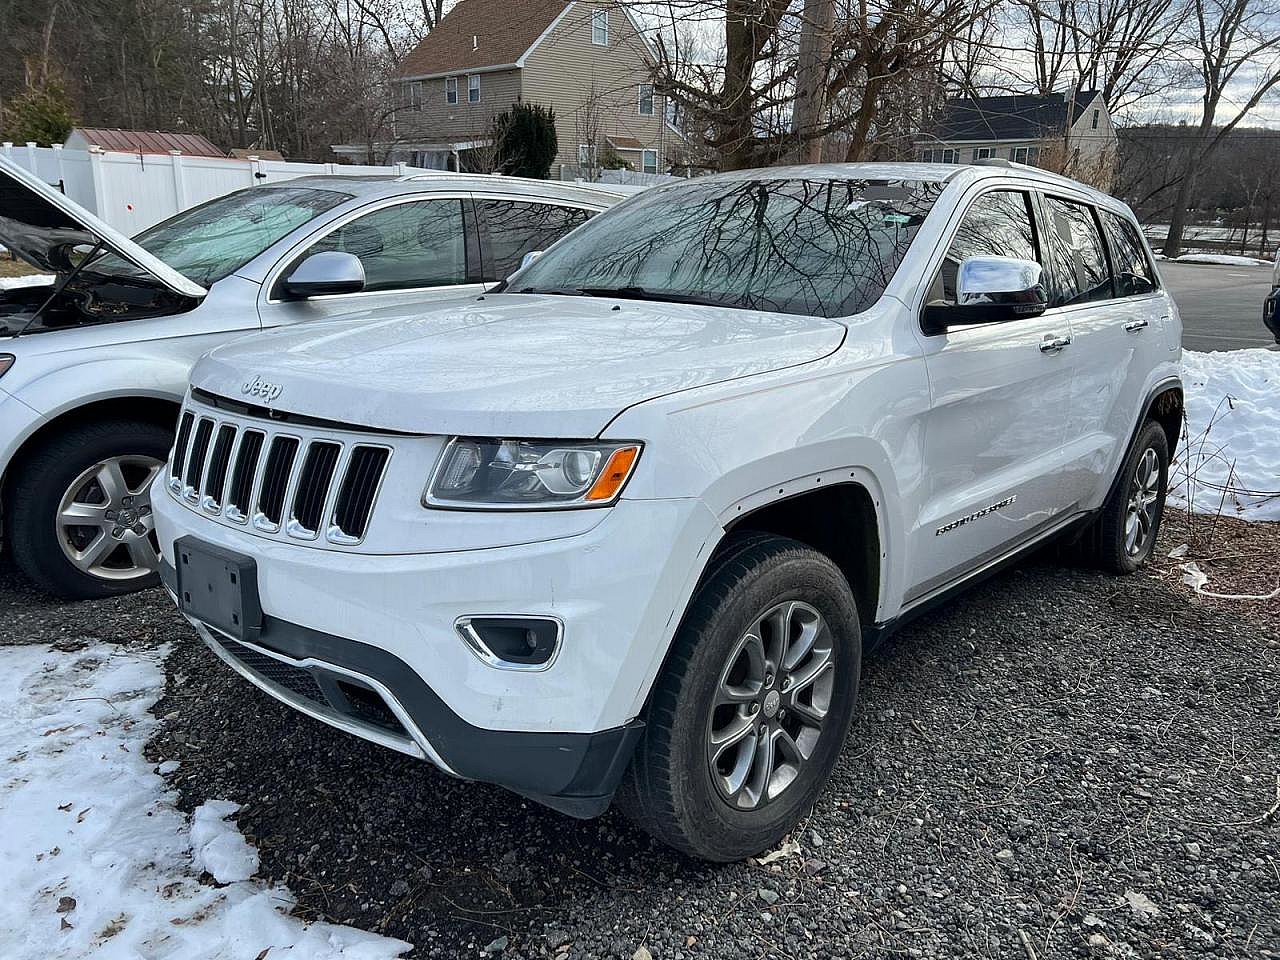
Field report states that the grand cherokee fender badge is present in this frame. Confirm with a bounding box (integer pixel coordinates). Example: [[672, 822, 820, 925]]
[[242, 376, 283, 403], [935, 495, 1018, 536]]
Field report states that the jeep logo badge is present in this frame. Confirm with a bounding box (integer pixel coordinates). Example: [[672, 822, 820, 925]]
[[242, 376, 283, 403]]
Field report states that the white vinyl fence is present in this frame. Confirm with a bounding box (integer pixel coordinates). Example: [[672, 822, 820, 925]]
[[1, 141, 434, 235]]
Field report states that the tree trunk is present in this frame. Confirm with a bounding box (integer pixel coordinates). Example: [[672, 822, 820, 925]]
[[721, 2, 759, 170], [1161, 157, 1199, 258], [791, 0, 834, 163]]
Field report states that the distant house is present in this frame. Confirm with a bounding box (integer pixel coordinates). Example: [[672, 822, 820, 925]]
[[64, 128, 225, 157], [352, 0, 677, 178], [919, 91, 1117, 187]]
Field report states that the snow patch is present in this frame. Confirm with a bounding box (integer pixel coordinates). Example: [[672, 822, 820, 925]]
[[1173, 349, 1280, 521], [0, 273, 55, 290], [1173, 253, 1269, 267], [0, 643, 411, 959]]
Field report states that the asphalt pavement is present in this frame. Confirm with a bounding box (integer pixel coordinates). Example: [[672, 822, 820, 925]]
[[1158, 259, 1277, 352]]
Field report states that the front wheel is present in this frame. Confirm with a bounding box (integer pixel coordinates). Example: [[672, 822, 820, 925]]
[[1085, 419, 1170, 574], [616, 534, 862, 861], [6, 420, 171, 600]]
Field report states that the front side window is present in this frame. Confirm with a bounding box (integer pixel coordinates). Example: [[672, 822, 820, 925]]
[[510, 177, 943, 318], [1103, 211, 1158, 297], [92, 187, 352, 288], [468, 75, 481, 103], [638, 83, 654, 116], [445, 76, 458, 104], [1043, 196, 1112, 306], [642, 149, 658, 174], [301, 199, 467, 293], [480, 200, 593, 280], [930, 190, 1039, 304], [591, 8, 608, 44]]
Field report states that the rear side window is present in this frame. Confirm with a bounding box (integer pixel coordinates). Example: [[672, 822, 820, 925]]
[[934, 190, 1039, 303], [1043, 197, 1112, 306], [480, 200, 593, 280], [1102, 212, 1158, 297], [306, 198, 467, 292]]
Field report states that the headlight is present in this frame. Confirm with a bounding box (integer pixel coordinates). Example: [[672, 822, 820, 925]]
[[424, 438, 642, 509], [0, 354, 13, 378]]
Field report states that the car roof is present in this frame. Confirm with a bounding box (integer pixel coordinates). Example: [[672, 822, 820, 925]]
[[261, 172, 628, 207]]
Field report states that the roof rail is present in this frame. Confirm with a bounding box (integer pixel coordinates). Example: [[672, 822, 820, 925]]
[[973, 158, 1016, 169]]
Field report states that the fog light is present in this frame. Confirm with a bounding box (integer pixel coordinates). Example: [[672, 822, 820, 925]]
[[455, 616, 562, 670]]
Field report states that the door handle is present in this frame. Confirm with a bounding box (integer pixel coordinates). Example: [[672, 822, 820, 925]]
[[1039, 334, 1072, 354], [1124, 318, 1149, 332]]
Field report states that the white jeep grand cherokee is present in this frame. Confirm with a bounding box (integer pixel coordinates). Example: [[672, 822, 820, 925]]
[[155, 162, 1182, 861]]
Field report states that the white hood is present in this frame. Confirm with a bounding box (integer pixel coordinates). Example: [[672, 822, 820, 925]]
[[192, 294, 846, 437]]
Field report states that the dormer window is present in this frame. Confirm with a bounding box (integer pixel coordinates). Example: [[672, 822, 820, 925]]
[[591, 8, 608, 45]]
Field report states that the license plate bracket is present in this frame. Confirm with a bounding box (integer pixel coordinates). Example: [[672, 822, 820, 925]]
[[175, 536, 263, 643]]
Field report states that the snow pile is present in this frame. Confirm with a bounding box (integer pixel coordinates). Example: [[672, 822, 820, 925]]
[[1173, 253, 1269, 267], [0, 273, 54, 290], [0, 644, 412, 959], [1172, 349, 1280, 521]]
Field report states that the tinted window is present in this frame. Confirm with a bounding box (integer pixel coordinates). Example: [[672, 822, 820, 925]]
[[1043, 197, 1112, 306], [91, 187, 351, 287], [306, 199, 467, 292], [511, 178, 942, 317], [481, 201, 592, 280], [934, 190, 1039, 302], [1102, 211, 1158, 297]]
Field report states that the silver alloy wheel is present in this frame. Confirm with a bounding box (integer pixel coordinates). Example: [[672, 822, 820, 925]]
[[55, 455, 164, 581], [1124, 446, 1161, 558], [706, 600, 835, 810]]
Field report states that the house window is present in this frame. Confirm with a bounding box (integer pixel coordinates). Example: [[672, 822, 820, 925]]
[[642, 149, 658, 174], [638, 83, 654, 116], [1091, 109, 1100, 129], [445, 76, 458, 105], [1011, 146, 1041, 165], [406, 80, 424, 111], [578, 143, 596, 166], [921, 148, 958, 163], [468, 75, 481, 103], [591, 8, 608, 44], [973, 147, 996, 160]]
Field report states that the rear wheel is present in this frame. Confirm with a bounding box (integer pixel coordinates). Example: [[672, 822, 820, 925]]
[[1084, 419, 1169, 574], [616, 534, 862, 861], [6, 420, 171, 599]]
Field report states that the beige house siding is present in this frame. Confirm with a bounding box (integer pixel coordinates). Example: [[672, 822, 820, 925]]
[[394, 68, 523, 150], [519, 2, 669, 176]]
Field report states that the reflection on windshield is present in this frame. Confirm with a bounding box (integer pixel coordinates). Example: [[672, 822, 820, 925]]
[[512, 177, 942, 317], [89, 186, 351, 287]]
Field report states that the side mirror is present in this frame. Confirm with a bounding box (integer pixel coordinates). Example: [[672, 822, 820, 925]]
[[519, 250, 544, 271], [922, 256, 1048, 334], [283, 251, 366, 299]]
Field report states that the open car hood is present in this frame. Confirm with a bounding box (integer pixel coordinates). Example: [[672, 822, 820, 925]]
[[0, 157, 206, 299]]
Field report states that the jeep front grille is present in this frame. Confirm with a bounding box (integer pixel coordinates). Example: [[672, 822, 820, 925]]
[[170, 407, 392, 545]]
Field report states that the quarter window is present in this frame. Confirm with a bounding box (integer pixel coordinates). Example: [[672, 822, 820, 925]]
[[480, 200, 593, 280], [1102, 211, 1158, 297], [932, 191, 1040, 304], [468, 75, 481, 103], [302, 199, 468, 293], [445, 76, 458, 104], [1042, 196, 1112, 306], [639, 83, 654, 116], [592, 9, 608, 44]]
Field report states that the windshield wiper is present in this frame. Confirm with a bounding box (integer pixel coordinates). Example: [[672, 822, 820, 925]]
[[515, 285, 589, 297], [576, 286, 730, 308]]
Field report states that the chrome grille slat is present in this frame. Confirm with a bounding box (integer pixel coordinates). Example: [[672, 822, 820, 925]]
[[173, 400, 393, 546]]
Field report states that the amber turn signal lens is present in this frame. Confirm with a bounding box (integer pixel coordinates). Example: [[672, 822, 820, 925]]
[[585, 445, 641, 502]]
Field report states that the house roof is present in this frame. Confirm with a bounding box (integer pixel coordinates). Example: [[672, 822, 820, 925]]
[[68, 127, 225, 157], [397, 0, 571, 79], [932, 92, 1101, 142]]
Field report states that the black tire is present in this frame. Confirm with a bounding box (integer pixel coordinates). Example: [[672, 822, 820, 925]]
[[616, 533, 862, 861], [5, 419, 172, 600], [1084, 419, 1169, 574]]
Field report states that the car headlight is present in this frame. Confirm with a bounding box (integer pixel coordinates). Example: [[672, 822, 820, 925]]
[[424, 438, 642, 509]]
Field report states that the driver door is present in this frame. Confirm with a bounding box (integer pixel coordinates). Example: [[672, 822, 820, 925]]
[[907, 188, 1078, 603]]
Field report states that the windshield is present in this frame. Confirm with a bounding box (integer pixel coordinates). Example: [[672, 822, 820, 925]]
[[511, 177, 943, 317], [88, 186, 352, 287]]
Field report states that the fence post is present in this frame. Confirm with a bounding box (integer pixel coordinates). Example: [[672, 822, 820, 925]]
[[87, 147, 108, 219], [25, 141, 38, 173], [170, 150, 188, 208], [1, 142, 12, 163], [395, 161, 408, 177], [248, 156, 262, 187], [51, 143, 66, 191]]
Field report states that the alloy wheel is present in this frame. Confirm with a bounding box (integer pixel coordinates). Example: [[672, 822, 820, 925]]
[[1124, 447, 1160, 558], [706, 600, 835, 810], [55, 455, 164, 581]]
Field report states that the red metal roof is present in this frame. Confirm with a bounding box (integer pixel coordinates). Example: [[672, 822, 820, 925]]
[[70, 128, 226, 157]]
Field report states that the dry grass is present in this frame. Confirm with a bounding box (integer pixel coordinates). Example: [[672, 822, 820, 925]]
[[0, 256, 41, 278]]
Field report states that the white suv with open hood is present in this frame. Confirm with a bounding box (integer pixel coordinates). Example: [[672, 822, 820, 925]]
[[155, 162, 1183, 860], [0, 158, 618, 598]]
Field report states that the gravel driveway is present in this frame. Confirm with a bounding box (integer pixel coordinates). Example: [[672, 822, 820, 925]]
[[3, 517, 1277, 960]]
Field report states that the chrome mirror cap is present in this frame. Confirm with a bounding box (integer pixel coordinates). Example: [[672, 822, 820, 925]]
[[956, 256, 1048, 308]]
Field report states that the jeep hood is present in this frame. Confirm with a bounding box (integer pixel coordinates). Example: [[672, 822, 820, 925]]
[[193, 294, 846, 437], [0, 157, 206, 299]]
